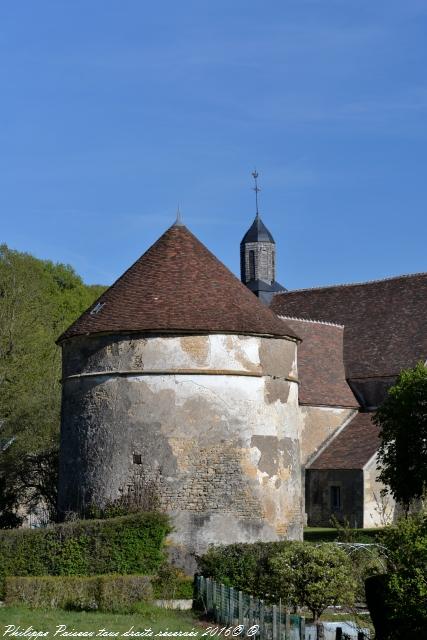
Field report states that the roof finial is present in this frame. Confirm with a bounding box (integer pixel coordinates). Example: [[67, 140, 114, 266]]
[[252, 169, 261, 217], [175, 205, 184, 226]]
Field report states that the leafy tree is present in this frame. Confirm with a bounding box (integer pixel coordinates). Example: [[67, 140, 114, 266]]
[[374, 362, 427, 509], [0, 244, 105, 525], [366, 512, 427, 638], [270, 542, 356, 623]]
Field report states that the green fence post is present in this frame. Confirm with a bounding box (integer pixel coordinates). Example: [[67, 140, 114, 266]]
[[259, 600, 264, 639], [285, 613, 290, 640], [299, 617, 305, 640], [229, 587, 234, 625], [249, 595, 254, 631], [272, 605, 277, 640], [220, 583, 225, 625], [238, 591, 243, 625]]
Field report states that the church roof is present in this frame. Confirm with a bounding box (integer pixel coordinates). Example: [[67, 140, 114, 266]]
[[279, 318, 359, 408], [58, 223, 298, 343], [308, 412, 380, 470], [271, 273, 427, 380], [241, 214, 275, 244]]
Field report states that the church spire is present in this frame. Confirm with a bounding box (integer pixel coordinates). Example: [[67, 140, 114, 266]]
[[240, 170, 286, 304]]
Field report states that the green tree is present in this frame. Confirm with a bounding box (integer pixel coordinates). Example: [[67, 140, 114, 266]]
[[374, 362, 427, 509], [366, 512, 427, 638], [269, 542, 356, 622], [0, 244, 105, 525]]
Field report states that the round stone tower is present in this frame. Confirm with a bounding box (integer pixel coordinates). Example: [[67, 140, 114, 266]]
[[58, 222, 302, 567]]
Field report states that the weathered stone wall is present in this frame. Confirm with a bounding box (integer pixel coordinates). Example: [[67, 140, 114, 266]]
[[59, 333, 302, 567], [363, 454, 396, 527], [300, 406, 357, 466], [305, 469, 363, 528]]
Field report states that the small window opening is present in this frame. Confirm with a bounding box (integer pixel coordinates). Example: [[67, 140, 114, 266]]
[[90, 302, 105, 315], [249, 250, 255, 280], [133, 454, 142, 465], [330, 485, 341, 510]]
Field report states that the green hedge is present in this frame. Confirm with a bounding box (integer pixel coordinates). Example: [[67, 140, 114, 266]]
[[0, 512, 171, 597], [304, 527, 383, 543], [198, 539, 383, 605], [5, 575, 153, 612], [197, 541, 293, 599]]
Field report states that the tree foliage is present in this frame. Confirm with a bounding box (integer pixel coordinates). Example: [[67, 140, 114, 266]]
[[0, 244, 105, 525], [366, 512, 427, 638], [270, 542, 356, 623], [374, 362, 427, 509]]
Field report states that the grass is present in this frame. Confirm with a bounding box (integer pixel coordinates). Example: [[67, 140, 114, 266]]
[[0, 604, 203, 636]]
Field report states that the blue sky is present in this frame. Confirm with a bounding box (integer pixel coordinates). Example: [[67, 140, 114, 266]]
[[1, 1, 426, 289]]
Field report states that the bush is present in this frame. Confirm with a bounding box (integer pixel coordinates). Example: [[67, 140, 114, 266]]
[[153, 563, 194, 599], [197, 541, 292, 599], [198, 540, 361, 619], [0, 512, 171, 597], [270, 543, 356, 622], [5, 575, 153, 612], [367, 512, 427, 637]]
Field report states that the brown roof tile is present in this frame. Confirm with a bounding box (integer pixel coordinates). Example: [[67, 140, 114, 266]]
[[58, 224, 298, 342], [280, 318, 358, 408], [271, 274, 427, 379], [308, 413, 380, 470]]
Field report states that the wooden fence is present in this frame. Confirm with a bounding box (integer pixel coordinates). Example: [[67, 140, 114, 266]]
[[195, 575, 305, 640]]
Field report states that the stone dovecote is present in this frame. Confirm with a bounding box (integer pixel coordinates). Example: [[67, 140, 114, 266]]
[[58, 222, 303, 571]]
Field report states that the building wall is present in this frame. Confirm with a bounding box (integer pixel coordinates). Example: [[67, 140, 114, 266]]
[[300, 406, 357, 466], [59, 332, 302, 568], [306, 469, 364, 528], [363, 454, 396, 527]]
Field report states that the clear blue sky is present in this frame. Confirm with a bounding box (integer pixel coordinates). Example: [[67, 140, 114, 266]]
[[1, 1, 426, 289]]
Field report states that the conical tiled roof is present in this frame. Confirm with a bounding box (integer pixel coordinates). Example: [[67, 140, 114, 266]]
[[241, 214, 275, 244], [58, 224, 298, 342]]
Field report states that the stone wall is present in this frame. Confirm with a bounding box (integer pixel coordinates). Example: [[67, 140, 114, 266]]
[[363, 454, 396, 527], [59, 332, 302, 568], [305, 469, 364, 528], [241, 241, 275, 284], [300, 406, 357, 466]]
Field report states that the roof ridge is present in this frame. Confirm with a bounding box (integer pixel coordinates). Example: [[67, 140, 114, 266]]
[[274, 271, 427, 295], [278, 315, 344, 329]]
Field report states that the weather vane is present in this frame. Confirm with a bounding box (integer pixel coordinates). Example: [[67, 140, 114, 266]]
[[252, 169, 261, 216]]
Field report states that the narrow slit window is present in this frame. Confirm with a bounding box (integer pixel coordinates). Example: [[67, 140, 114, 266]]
[[133, 454, 142, 465], [330, 485, 341, 510], [249, 250, 255, 280]]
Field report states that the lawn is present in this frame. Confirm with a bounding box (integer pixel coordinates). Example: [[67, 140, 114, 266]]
[[0, 604, 204, 637]]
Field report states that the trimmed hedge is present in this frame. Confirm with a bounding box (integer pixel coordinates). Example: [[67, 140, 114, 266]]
[[5, 575, 153, 612], [0, 512, 171, 597], [304, 527, 383, 543]]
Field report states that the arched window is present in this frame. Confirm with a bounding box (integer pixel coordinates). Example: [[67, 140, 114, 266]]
[[249, 250, 255, 280]]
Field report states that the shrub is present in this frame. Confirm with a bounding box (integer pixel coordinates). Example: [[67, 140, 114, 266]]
[[367, 512, 427, 637], [5, 575, 153, 612], [153, 563, 194, 599], [197, 541, 292, 599], [270, 543, 356, 622], [0, 512, 171, 597]]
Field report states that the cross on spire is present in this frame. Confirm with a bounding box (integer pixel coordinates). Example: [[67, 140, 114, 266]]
[[252, 169, 261, 216]]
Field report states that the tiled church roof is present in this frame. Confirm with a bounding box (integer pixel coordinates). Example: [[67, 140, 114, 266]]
[[308, 413, 380, 470], [271, 273, 427, 380], [279, 317, 359, 408], [58, 224, 298, 342]]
